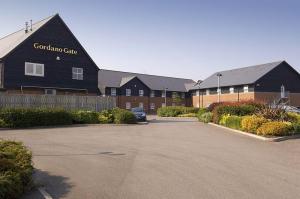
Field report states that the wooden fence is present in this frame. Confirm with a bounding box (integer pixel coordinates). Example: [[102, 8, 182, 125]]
[[0, 94, 116, 112]]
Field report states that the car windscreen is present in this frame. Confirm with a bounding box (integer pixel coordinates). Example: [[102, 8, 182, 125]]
[[131, 107, 143, 112]]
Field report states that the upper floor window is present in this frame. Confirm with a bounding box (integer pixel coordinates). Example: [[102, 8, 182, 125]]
[[243, 85, 249, 93], [126, 89, 131, 96], [25, 62, 44, 77], [150, 90, 155, 98], [72, 67, 83, 80], [139, 90, 144, 96], [111, 88, 117, 96]]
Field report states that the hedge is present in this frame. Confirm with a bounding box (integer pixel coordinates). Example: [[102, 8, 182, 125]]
[[157, 106, 199, 117], [0, 140, 33, 199], [198, 112, 213, 123], [212, 104, 258, 123], [98, 110, 114, 124], [0, 108, 73, 128], [241, 115, 268, 133], [256, 121, 292, 136], [71, 110, 99, 124], [219, 114, 242, 130], [112, 108, 136, 124]]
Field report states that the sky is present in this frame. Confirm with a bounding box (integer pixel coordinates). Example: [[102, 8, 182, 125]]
[[0, 0, 299, 81]]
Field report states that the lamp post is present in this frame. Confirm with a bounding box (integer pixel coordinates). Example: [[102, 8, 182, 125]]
[[164, 87, 168, 107], [217, 73, 222, 103], [196, 80, 201, 108]]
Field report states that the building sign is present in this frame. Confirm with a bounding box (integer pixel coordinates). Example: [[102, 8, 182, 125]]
[[33, 43, 78, 55]]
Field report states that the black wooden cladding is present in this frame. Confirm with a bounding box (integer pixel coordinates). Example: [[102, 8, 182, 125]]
[[2, 15, 99, 94]]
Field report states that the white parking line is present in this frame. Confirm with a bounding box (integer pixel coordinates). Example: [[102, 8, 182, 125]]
[[38, 187, 53, 199]]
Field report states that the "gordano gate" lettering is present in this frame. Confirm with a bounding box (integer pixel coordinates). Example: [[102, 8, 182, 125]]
[[33, 43, 78, 55]]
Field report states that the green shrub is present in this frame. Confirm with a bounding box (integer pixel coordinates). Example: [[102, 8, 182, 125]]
[[0, 140, 33, 199], [256, 121, 292, 136], [71, 110, 99, 124], [98, 110, 114, 124], [207, 101, 265, 112], [212, 104, 257, 123], [291, 122, 300, 134], [157, 106, 199, 117], [287, 112, 300, 123], [0, 108, 73, 128], [241, 115, 268, 133], [177, 113, 197, 117], [219, 114, 242, 130], [0, 119, 7, 128], [198, 112, 213, 123], [112, 108, 137, 124]]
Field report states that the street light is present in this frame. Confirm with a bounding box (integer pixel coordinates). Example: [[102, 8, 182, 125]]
[[164, 87, 168, 107], [196, 80, 201, 108], [217, 73, 222, 103]]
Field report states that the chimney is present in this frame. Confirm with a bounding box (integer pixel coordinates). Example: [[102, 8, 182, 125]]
[[25, 22, 28, 33], [30, 19, 32, 31]]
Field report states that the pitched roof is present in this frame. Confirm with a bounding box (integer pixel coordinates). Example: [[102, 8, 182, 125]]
[[0, 14, 56, 59], [98, 69, 196, 93], [193, 61, 284, 90]]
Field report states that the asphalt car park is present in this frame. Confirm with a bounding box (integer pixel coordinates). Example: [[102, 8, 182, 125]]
[[0, 117, 299, 199]]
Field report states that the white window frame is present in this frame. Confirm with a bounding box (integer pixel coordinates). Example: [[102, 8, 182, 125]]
[[139, 90, 144, 96], [206, 89, 210, 95], [126, 89, 131, 96], [150, 90, 155, 98], [196, 90, 200, 96], [111, 88, 117, 96], [139, 102, 144, 109], [161, 90, 166, 98], [150, 103, 155, 110], [126, 102, 131, 110], [72, 67, 83, 80], [244, 85, 249, 93], [25, 62, 44, 77], [229, 87, 234, 94], [45, 89, 56, 95]]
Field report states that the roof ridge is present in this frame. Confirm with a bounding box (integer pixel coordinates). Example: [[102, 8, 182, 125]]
[[214, 60, 284, 74], [100, 68, 195, 81], [0, 14, 57, 42]]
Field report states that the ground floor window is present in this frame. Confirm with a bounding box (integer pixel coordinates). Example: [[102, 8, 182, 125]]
[[139, 102, 144, 109], [111, 88, 117, 96], [126, 102, 131, 110], [45, 89, 56, 95], [150, 103, 155, 110]]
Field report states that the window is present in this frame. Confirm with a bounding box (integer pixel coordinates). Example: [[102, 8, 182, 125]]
[[181, 93, 185, 99], [162, 103, 166, 107], [229, 87, 234, 94], [206, 89, 210, 95], [150, 90, 155, 98], [72, 67, 83, 80], [25, 62, 44, 77], [244, 85, 249, 93], [45, 89, 56, 95], [111, 88, 117, 96], [126, 89, 131, 96], [162, 90, 166, 98], [139, 90, 144, 96], [126, 102, 131, 110], [139, 102, 143, 109], [150, 103, 155, 110], [196, 90, 200, 96], [172, 92, 177, 99], [0, 63, 3, 88]]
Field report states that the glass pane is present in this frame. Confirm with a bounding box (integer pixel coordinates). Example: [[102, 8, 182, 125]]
[[35, 64, 43, 75], [26, 63, 34, 74]]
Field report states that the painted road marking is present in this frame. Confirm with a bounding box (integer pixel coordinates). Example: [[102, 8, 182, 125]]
[[38, 187, 53, 199]]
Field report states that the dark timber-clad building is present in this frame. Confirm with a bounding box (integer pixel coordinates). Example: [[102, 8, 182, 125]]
[[190, 61, 300, 108], [0, 14, 99, 95], [98, 69, 195, 113]]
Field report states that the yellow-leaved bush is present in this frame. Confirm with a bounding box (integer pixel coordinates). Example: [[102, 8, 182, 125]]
[[256, 121, 292, 136], [241, 115, 268, 133]]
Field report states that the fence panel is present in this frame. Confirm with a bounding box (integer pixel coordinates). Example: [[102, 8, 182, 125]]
[[0, 94, 116, 112]]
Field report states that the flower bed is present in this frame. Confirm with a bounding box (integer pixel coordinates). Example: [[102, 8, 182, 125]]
[[197, 102, 300, 137]]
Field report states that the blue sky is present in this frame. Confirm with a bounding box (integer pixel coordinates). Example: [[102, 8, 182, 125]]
[[1, 0, 299, 80]]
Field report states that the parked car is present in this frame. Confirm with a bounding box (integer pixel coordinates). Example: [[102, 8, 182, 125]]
[[131, 107, 147, 121]]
